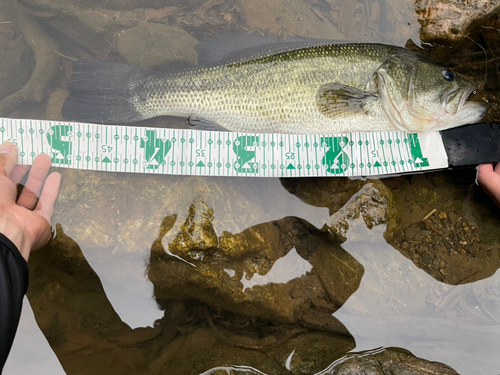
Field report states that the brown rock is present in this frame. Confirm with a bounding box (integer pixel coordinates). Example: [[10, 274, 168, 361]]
[[414, 234, 424, 242], [432, 258, 441, 270], [448, 211, 459, 225], [416, 0, 500, 42], [405, 227, 419, 240], [330, 347, 458, 374]]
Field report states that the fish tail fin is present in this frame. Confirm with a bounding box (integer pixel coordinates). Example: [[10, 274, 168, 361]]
[[62, 60, 151, 124]]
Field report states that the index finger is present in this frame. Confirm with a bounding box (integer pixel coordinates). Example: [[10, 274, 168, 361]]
[[0, 141, 18, 177], [34, 171, 61, 223]]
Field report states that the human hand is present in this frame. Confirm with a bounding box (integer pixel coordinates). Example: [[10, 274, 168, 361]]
[[0, 141, 61, 261], [477, 163, 500, 208]]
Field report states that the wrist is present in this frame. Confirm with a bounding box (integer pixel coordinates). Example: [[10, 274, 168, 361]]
[[0, 212, 30, 261]]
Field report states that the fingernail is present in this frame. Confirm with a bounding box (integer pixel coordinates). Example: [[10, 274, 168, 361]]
[[0, 141, 13, 154]]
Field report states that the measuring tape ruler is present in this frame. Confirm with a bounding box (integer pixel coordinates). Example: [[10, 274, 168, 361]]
[[0, 117, 461, 178]]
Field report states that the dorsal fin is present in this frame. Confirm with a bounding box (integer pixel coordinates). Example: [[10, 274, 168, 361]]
[[196, 32, 347, 65]]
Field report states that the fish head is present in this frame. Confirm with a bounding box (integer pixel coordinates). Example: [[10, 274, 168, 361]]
[[376, 54, 487, 132]]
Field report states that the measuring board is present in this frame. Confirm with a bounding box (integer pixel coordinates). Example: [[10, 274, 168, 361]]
[[0, 117, 449, 177]]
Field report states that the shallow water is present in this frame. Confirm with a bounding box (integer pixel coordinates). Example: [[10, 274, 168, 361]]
[[2, 0, 500, 374]]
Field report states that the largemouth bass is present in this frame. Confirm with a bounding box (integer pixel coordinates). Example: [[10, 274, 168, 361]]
[[62, 42, 487, 134]]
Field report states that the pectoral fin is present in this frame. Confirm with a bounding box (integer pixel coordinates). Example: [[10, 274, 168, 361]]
[[316, 83, 378, 119]]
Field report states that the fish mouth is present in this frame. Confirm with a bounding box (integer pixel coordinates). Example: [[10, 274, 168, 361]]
[[435, 83, 487, 130], [459, 83, 477, 111], [444, 83, 477, 114]]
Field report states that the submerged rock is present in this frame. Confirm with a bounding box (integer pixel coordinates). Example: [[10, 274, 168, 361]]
[[239, 0, 343, 40], [326, 183, 396, 242], [387, 173, 500, 285], [199, 347, 458, 374], [0, 10, 32, 103], [281, 178, 399, 242], [149, 201, 363, 334], [117, 23, 198, 68], [323, 347, 458, 375]]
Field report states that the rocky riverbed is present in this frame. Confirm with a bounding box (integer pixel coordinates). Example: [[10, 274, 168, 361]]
[[2, 0, 500, 374]]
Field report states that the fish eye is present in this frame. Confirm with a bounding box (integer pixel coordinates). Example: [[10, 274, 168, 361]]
[[442, 69, 454, 81]]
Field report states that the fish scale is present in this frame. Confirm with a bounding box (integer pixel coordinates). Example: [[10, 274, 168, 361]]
[[132, 44, 391, 134], [61, 40, 485, 133]]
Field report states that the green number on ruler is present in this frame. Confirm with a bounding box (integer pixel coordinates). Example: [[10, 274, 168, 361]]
[[140, 130, 172, 170], [320, 136, 349, 175], [47, 125, 72, 165], [233, 135, 259, 173], [408, 134, 429, 167]]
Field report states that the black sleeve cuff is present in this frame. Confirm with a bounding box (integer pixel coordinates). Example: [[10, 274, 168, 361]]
[[0, 232, 29, 371]]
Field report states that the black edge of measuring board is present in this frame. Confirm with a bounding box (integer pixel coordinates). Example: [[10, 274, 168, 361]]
[[440, 122, 500, 167]]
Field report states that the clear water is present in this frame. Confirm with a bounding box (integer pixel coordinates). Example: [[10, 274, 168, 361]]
[[2, 0, 500, 374]]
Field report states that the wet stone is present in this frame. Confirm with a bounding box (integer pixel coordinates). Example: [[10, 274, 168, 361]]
[[448, 212, 459, 225], [414, 234, 424, 242], [328, 347, 458, 374], [421, 252, 433, 265], [415, 246, 425, 255], [405, 227, 419, 240], [325, 182, 397, 242], [401, 241, 409, 250], [438, 246, 448, 255], [420, 229, 432, 237], [432, 258, 441, 270]]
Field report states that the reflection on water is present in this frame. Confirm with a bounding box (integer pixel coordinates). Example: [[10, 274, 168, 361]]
[[54, 173, 329, 328], [336, 219, 500, 375], [1, 0, 500, 374], [4, 298, 65, 375], [239, 248, 312, 292]]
